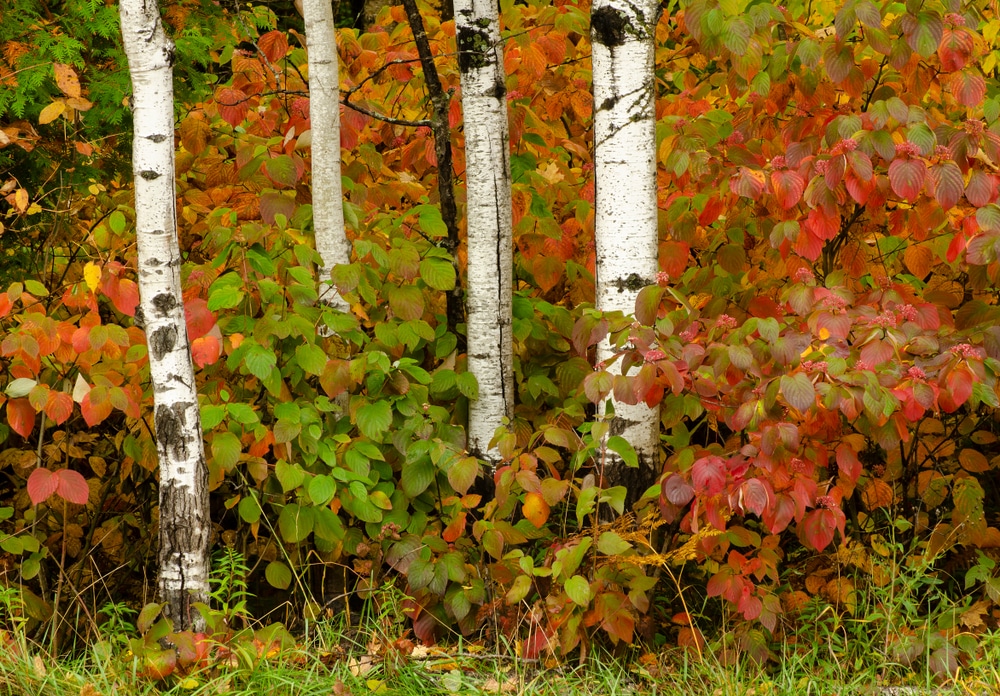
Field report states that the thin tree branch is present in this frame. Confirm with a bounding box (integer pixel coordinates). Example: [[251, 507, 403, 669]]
[[399, 0, 465, 336]]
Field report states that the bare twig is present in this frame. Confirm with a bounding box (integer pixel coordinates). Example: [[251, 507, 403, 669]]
[[399, 0, 465, 336]]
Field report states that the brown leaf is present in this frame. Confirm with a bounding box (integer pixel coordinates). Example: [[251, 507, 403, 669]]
[[53, 63, 81, 98]]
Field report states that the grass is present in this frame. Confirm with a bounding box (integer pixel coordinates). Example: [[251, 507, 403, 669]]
[[3, 614, 1000, 696], [5, 534, 1000, 696]]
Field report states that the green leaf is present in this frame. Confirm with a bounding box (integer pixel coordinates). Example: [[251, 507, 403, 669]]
[[227, 402, 259, 425], [401, 458, 435, 498], [211, 431, 242, 471], [456, 372, 479, 400], [200, 404, 226, 430], [565, 575, 591, 607], [356, 400, 392, 440], [208, 273, 245, 310], [238, 495, 261, 523], [597, 531, 632, 555], [244, 343, 277, 381], [275, 460, 306, 492], [24, 280, 48, 297], [273, 418, 301, 444], [278, 503, 314, 543], [415, 205, 448, 237], [295, 343, 328, 376], [606, 436, 638, 468], [265, 561, 293, 590], [419, 258, 456, 291], [308, 474, 336, 506]]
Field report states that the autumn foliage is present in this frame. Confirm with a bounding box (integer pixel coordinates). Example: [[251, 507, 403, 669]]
[[1, 0, 1000, 673]]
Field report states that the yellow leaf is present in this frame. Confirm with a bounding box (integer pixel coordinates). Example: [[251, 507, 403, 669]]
[[13, 188, 28, 213], [38, 101, 66, 125], [522, 492, 550, 529], [84, 262, 101, 293], [179, 677, 199, 689]]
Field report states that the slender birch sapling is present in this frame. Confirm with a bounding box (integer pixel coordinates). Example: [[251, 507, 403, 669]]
[[302, 0, 351, 313], [120, 0, 211, 630], [591, 0, 662, 507], [455, 0, 514, 468]]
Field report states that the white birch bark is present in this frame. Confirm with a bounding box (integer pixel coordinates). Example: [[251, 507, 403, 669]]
[[120, 0, 210, 631], [592, 0, 661, 504], [455, 0, 514, 467], [302, 0, 351, 313]]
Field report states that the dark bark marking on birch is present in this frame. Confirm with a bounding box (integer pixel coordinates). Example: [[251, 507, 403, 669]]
[[457, 23, 493, 72], [614, 272, 650, 292], [139, 170, 160, 180], [155, 402, 191, 461], [147, 133, 168, 143], [152, 292, 177, 316], [592, 6, 632, 47], [150, 325, 178, 361]]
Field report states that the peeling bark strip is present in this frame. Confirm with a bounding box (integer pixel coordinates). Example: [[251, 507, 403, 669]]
[[302, 0, 351, 313], [120, 0, 211, 631], [455, 0, 514, 467], [592, 0, 662, 510], [399, 0, 465, 336]]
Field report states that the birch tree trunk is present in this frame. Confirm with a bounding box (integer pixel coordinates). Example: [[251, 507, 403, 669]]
[[302, 0, 351, 313], [591, 0, 661, 508], [455, 0, 514, 467], [120, 0, 210, 631]]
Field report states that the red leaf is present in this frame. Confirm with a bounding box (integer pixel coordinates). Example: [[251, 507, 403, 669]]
[[55, 469, 89, 505], [802, 508, 838, 551], [928, 161, 964, 210], [27, 468, 58, 505], [191, 335, 221, 368], [660, 240, 690, 278], [662, 473, 695, 506], [7, 398, 35, 438], [888, 158, 926, 201], [216, 87, 249, 127], [966, 170, 996, 207], [771, 170, 805, 208], [836, 444, 862, 483], [258, 30, 289, 62], [763, 494, 796, 533], [730, 168, 765, 199], [942, 364, 974, 412], [185, 298, 217, 341], [938, 27, 974, 70], [739, 478, 771, 517], [691, 456, 726, 495], [111, 278, 139, 317]]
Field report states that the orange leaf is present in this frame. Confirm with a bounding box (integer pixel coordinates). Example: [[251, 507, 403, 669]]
[[904, 244, 934, 280], [7, 398, 34, 437], [191, 335, 221, 368], [522, 492, 550, 529], [959, 448, 990, 473], [44, 391, 73, 425]]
